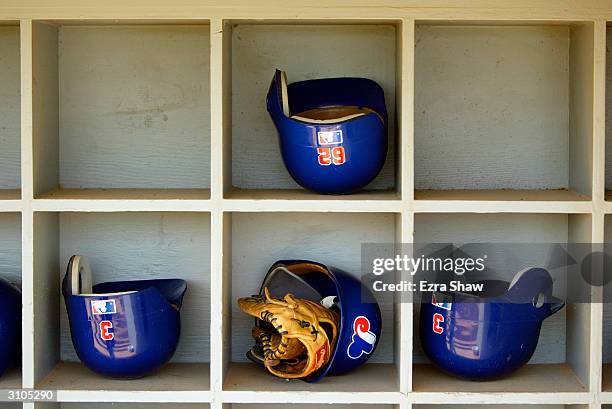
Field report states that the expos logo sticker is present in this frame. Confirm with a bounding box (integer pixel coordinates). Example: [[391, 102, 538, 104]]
[[347, 316, 377, 359]]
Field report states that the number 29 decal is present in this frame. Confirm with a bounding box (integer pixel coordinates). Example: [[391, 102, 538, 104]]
[[317, 147, 346, 166]]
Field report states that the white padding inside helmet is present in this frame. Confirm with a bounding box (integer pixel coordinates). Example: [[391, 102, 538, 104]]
[[70, 255, 93, 295], [280, 71, 290, 117]]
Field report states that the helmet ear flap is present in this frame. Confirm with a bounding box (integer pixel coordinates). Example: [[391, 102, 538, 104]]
[[66, 255, 93, 295], [279, 70, 290, 117]]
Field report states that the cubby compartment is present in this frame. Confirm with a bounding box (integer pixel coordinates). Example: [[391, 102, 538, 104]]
[[0, 212, 22, 389], [412, 213, 591, 392], [0, 22, 21, 200], [415, 22, 594, 202], [224, 21, 401, 200], [223, 212, 401, 392], [31, 21, 211, 200], [31, 212, 211, 392]]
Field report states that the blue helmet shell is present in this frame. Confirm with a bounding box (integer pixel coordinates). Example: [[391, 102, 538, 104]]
[[62, 255, 187, 379], [0, 277, 21, 377], [420, 267, 565, 380], [267, 70, 388, 195], [257, 260, 382, 382]]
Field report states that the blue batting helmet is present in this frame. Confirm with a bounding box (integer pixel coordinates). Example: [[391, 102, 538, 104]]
[[62, 255, 187, 379], [267, 70, 388, 195], [249, 260, 382, 382], [0, 277, 20, 377]]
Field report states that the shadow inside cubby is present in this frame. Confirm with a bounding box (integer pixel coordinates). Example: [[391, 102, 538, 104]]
[[225, 21, 400, 200], [412, 213, 591, 393], [0, 213, 22, 389], [0, 22, 21, 199], [0, 404, 22, 409], [32, 212, 211, 391], [415, 22, 594, 202], [31, 21, 211, 201], [224, 212, 400, 392]]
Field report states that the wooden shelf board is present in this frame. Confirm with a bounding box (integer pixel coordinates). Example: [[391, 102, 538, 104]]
[[223, 189, 402, 212], [602, 191, 612, 213], [224, 362, 398, 394], [0, 189, 20, 200], [0, 189, 21, 212], [412, 363, 586, 394], [416, 189, 590, 202], [36, 188, 211, 201], [37, 362, 210, 393], [33, 188, 212, 211], [226, 188, 399, 201], [414, 189, 592, 213]]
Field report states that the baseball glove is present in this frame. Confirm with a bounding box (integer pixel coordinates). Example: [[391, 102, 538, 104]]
[[238, 287, 339, 379]]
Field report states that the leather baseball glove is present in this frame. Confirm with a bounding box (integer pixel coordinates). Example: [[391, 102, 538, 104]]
[[238, 287, 339, 379]]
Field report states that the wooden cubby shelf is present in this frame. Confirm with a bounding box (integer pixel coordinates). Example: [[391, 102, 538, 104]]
[[30, 21, 211, 201], [0, 1, 611, 408], [223, 21, 401, 200]]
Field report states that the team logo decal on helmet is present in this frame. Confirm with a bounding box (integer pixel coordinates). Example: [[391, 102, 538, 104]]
[[347, 315, 376, 359], [91, 299, 116, 315]]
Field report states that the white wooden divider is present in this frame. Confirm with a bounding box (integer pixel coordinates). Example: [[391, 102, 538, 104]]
[[0, 2, 610, 409]]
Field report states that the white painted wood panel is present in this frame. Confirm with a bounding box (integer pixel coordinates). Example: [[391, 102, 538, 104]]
[[415, 25, 570, 190], [32, 21, 59, 198], [58, 25, 210, 189], [230, 212, 396, 363], [0, 1, 607, 403], [58, 212, 211, 363], [605, 27, 612, 190], [231, 24, 397, 190], [601, 215, 612, 363], [413, 213, 572, 364], [33, 212, 60, 386], [0, 213, 21, 285], [568, 24, 594, 197], [0, 26, 21, 190]]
